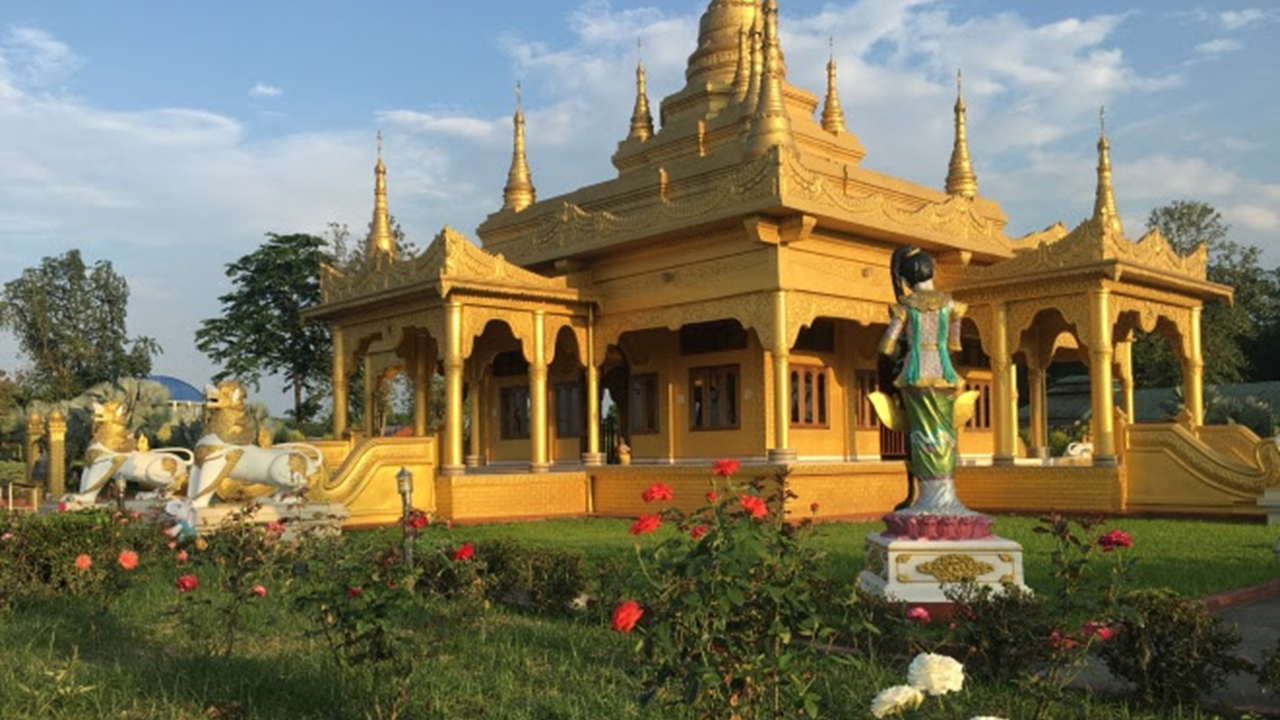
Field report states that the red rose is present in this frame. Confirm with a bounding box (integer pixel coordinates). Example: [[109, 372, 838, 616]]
[[451, 543, 475, 562], [690, 525, 709, 540], [175, 550, 189, 565], [265, 521, 286, 536], [175, 574, 199, 593], [739, 494, 767, 519], [810, 502, 820, 513], [712, 458, 740, 477], [117, 550, 139, 571], [611, 600, 643, 633], [1096, 626, 1115, 641], [1049, 631, 1077, 650], [1097, 529, 1133, 552], [906, 606, 931, 624], [629, 514, 662, 536], [641, 483, 674, 504], [251, 583, 268, 598], [407, 510, 429, 530], [57, 502, 68, 513], [74, 554, 92, 571], [347, 586, 364, 597], [705, 490, 719, 503]]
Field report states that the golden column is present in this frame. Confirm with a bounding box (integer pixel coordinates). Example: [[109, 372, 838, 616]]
[[1027, 359, 1049, 459], [442, 301, 465, 475], [331, 327, 348, 438], [1182, 305, 1204, 427], [466, 368, 481, 467], [1116, 338, 1135, 422], [529, 310, 550, 472], [990, 303, 1015, 465], [47, 410, 66, 498], [25, 410, 43, 485], [583, 306, 605, 466], [362, 355, 375, 438], [413, 333, 430, 437], [767, 289, 796, 463], [1088, 289, 1117, 466]]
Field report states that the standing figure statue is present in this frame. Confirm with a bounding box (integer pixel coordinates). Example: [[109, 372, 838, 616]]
[[871, 245, 989, 540]]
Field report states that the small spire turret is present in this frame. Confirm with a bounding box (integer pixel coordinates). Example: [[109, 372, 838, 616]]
[[1093, 106, 1122, 233], [367, 132, 396, 257], [820, 38, 846, 135], [731, 24, 750, 103], [503, 83, 536, 213], [944, 70, 978, 199], [744, 0, 795, 157], [627, 39, 655, 142], [745, 12, 763, 111]]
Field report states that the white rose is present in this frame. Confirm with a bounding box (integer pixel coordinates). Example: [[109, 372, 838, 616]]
[[907, 652, 965, 696], [870, 685, 924, 718]]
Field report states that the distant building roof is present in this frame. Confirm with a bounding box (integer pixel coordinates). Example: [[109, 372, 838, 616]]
[[148, 375, 205, 404], [1021, 375, 1280, 427]]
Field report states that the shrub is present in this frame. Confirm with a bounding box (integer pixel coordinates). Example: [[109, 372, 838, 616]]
[[1259, 637, 1280, 695], [1099, 589, 1244, 706], [946, 582, 1052, 682], [620, 467, 829, 719]]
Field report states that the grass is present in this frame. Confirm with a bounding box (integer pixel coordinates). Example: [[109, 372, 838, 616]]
[[0, 513, 1275, 719]]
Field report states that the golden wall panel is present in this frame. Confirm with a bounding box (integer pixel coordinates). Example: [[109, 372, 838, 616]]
[[438, 472, 589, 521], [955, 465, 1123, 513]]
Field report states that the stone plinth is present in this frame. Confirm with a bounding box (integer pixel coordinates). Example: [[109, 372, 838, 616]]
[[858, 532, 1028, 604]]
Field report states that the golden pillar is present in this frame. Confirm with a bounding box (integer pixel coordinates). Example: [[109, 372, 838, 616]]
[[25, 410, 44, 485], [332, 327, 348, 439], [1116, 338, 1135, 422], [413, 333, 430, 437], [1088, 289, 1117, 466], [583, 306, 605, 466], [442, 301, 465, 475], [1028, 365, 1048, 459], [466, 369, 481, 467], [767, 290, 796, 463], [362, 354, 375, 437], [47, 410, 66, 498], [990, 303, 1015, 465], [1182, 305, 1204, 428], [529, 310, 550, 472]]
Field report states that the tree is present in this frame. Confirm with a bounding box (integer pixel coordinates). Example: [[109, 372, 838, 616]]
[[196, 233, 334, 424], [1132, 201, 1279, 387], [0, 250, 161, 401]]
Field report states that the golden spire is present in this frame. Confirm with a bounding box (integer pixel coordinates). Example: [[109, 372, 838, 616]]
[[503, 83, 536, 213], [745, 13, 763, 110], [1093, 106, 1122, 233], [820, 38, 846, 135], [744, 0, 795, 157], [731, 23, 750, 102], [627, 39, 655, 142], [945, 70, 978, 199], [367, 131, 396, 256]]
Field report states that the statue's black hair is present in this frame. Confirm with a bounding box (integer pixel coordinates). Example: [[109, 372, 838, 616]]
[[889, 245, 935, 300]]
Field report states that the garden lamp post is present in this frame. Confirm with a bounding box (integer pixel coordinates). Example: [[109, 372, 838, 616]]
[[397, 467, 413, 568], [116, 476, 127, 512]]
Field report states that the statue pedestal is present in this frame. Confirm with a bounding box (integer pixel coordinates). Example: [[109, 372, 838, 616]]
[[858, 532, 1028, 604], [189, 501, 350, 540]]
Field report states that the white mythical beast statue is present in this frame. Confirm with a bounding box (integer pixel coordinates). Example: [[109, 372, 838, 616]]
[[63, 401, 193, 505], [186, 380, 324, 508]]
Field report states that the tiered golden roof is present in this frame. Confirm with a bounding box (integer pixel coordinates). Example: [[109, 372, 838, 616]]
[[820, 40, 847, 135], [1092, 107, 1122, 235], [944, 71, 977, 199], [366, 132, 396, 257], [502, 84, 536, 213], [627, 42, 655, 143]]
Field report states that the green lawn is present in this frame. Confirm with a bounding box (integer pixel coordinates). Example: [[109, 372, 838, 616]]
[[0, 513, 1275, 719]]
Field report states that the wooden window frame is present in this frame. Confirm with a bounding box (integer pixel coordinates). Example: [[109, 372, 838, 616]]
[[688, 364, 740, 432], [499, 385, 531, 440], [554, 381, 584, 438], [789, 364, 830, 429], [628, 373, 660, 435], [853, 369, 879, 428]]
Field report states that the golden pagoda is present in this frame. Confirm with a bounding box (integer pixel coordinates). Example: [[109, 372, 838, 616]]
[[304, 0, 1274, 526]]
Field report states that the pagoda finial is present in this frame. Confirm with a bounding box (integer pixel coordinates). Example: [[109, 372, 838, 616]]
[[744, 12, 764, 111], [731, 23, 750, 102], [627, 39, 655, 142], [744, 0, 795, 157], [503, 82, 536, 212], [944, 69, 978, 199], [1093, 105, 1122, 234], [821, 37, 846, 134], [367, 131, 396, 257]]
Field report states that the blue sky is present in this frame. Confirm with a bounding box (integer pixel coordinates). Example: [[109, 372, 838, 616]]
[[1, 0, 1277, 413]]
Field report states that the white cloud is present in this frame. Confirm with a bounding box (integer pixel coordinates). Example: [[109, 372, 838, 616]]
[[0, 26, 78, 87], [1224, 204, 1279, 231], [1219, 8, 1273, 30], [1195, 38, 1243, 56], [249, 82, 282, 98]]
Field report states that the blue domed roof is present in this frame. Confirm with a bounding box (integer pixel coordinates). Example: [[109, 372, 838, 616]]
[[148, 375, 205, 403]]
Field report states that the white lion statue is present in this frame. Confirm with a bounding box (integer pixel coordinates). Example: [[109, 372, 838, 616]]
[[186, 380, 324, 508], [63, 401, 193, 505]]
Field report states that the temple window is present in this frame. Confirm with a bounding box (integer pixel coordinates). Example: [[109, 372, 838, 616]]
[[689, 365, 739, 430], [500, 386, 531, 439], [628, 373, 659, 435], [967, 379, 993, 429], [853, 369, 879, 428], [680, 320, 748, 355], [555, 381, 584, 437], [790, 365, 829, 428]]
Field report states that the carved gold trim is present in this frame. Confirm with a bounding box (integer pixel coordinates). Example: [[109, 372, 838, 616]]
[[917, 554, 995, 582]]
